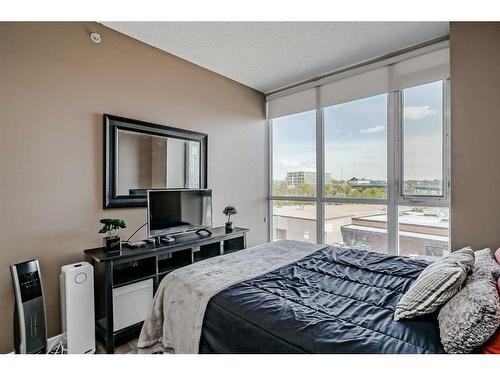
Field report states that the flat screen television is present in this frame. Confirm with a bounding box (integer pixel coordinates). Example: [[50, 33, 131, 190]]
[[147, 189, 212, 238]]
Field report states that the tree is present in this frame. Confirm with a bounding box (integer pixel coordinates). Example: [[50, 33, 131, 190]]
[[361, 187, 384, 199], [325, 181, 344, 197], [297, 182, 314, 197], [273, 180, 289, 196]]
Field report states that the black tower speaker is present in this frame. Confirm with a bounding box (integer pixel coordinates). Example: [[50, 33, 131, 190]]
[[10, 260, 47, 354]]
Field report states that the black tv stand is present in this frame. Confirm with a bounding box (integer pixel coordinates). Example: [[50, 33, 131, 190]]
[[84, 226, 248, 353], [195, 228, 212, 235]]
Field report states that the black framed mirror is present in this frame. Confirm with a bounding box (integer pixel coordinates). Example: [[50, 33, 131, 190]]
[[103, 114, 208, 208]]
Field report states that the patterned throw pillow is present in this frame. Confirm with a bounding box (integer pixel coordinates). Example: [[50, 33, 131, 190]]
[[438, 248, 500, 353], [394, 247, 475, 321]]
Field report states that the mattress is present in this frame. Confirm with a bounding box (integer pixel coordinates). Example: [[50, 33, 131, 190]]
[[199, 246, 445, 354]]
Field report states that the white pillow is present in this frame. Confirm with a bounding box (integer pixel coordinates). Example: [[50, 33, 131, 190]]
[[394, 248, 474, 321]]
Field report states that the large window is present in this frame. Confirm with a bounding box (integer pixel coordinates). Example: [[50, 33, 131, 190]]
[[324, 94, 387, 199], [269, 80, 450, 258], [402, 81, 444, 197], [272, 111, 316, 197]]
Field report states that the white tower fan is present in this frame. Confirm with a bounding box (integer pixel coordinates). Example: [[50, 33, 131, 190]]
[[60, 262, 96, 354]]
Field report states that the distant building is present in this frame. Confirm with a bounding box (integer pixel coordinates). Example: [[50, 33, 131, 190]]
[[404, 180, 442, 195], [273, 204, 449, 258], [340, 209, 449, 257], [286, 171, 332, 188], [348, 177, 387, 188]]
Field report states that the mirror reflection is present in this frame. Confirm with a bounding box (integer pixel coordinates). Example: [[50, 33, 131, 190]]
[[116, 129, 201, 196]]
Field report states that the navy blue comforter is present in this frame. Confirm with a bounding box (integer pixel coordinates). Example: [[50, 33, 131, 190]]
[[199, 246, 445, 354]]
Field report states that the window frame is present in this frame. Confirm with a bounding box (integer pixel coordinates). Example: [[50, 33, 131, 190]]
[[268, 79, 450, 255], [397, 80, 451, 205]]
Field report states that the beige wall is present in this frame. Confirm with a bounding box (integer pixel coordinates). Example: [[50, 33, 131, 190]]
[[450, 22, 500, 250], [0, 22, 267, 353]]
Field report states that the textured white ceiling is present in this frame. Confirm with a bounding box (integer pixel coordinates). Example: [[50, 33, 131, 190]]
[[102, 22, 449, 94]]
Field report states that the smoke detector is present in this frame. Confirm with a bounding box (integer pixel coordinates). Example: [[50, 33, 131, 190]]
[[90, 33, 102, 44]]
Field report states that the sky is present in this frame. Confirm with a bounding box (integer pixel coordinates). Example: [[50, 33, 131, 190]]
[[272, 81, 443, 182]]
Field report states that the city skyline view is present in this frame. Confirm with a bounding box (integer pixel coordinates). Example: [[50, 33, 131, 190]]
[[271, 81, 448, 256], [272, 81, 444, 183]]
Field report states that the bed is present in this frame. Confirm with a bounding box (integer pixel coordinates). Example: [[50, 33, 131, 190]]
[[138, 240, 445, 354]]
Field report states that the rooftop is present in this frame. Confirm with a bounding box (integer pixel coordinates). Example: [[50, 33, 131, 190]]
[[273, 203, 385, 221], [273, 203, 448, 230]]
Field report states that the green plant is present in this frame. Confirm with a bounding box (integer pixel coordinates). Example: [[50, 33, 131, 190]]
[[99, 218, 126, 238], [223, 206, 237, 223]]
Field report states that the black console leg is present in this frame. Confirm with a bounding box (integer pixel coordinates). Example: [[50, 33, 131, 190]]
[[105, 262, 115, 354]]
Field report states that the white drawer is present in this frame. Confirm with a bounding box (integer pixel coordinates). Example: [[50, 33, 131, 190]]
[[112, 279, 153, 332]]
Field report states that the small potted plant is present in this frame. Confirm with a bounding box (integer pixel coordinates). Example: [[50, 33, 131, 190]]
[[99, 218, 126, 252], [223, 206, 237, 233]]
